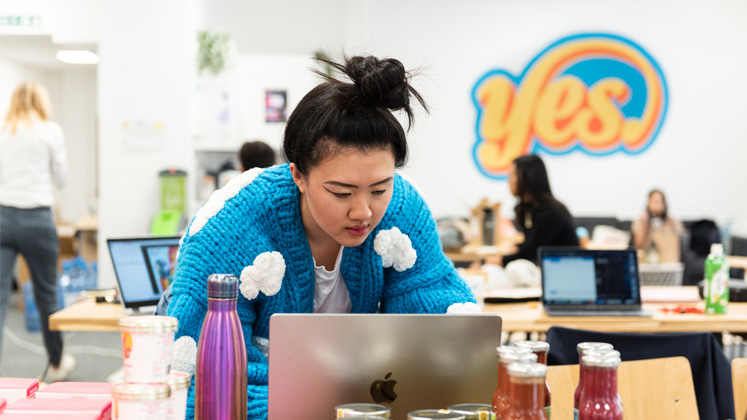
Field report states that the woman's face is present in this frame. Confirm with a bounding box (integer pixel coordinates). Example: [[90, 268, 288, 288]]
[[508, 163, 519, 196], [648, 192, 665, 217], [291, 147, 395, 248]]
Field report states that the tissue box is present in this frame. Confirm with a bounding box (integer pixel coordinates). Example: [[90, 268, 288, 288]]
[[0, 378, 38, 404], [5, 398, 111, 420], [36, 382, 112, 400]]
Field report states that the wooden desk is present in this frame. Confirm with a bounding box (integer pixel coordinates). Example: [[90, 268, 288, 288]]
[[484, 301, 747, 333], [49, 298, 124, 332], [729, 255, 747, 271]]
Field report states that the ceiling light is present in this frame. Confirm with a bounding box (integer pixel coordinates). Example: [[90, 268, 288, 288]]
[[56, 50, 98, 64]]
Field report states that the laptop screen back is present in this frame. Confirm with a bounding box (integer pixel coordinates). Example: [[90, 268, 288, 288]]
[[540, 248, 641, 306], [107, 236, 180, 309]]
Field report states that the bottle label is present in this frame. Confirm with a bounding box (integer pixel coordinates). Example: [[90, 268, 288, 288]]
[[545, 406, 551, 419], [706, 262, 729, 314], [573, 408, 579, 420]]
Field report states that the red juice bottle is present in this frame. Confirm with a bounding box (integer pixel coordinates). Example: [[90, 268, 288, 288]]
[[515, 341, 551, 419], [574, 342, 613, 420], [578, 351, 623, 420], [503, 362, 548, 420], [493, 346, 537, 420]]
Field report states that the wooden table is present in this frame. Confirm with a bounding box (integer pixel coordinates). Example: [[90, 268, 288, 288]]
[[51, 295, 747, 334], [484, 301, 747, 333], [49, 298, 125, 332]]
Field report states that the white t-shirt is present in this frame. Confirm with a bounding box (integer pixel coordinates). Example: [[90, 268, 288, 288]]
[[313, 246, 352, 313], [0, 118, 67, 208]]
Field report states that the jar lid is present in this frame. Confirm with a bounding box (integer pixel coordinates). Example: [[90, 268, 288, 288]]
[[507, 362, 547, 378], [497, 346, 537, 364], [111, 383, 171, 401], [340, 417, 388, 420], [119, 315, 178, 333], [515, 340, 550, 353], [336, 403, 391, 416], [168, 370, 192, 390], [408, 409, 466, 420], [207, 274, 239, 299], [582, 350, 621, 368], [577, 342, 613, 355], [496, 345, 532, 358], [446, 403, 491, 419]]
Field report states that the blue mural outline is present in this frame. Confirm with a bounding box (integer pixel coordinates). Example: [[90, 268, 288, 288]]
[[471, 33, 669, 180]]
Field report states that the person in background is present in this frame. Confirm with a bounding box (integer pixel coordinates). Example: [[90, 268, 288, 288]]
[[164, 55, 476, 419], [631, 189, 684, 263], [500, 154, 578, 265], [238, 140, 276, 172], [0, 81, 75, 381]]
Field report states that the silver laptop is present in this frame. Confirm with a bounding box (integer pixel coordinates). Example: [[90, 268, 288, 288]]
[[106, 236, 180, 314], [540, 247, 651, 317], [268, 314, 502, 420]]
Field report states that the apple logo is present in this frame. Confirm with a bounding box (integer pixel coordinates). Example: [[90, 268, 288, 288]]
[[370, 372, 398, 404]]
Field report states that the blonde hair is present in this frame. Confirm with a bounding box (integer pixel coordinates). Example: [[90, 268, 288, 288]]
[[3, 81, 51, 135]]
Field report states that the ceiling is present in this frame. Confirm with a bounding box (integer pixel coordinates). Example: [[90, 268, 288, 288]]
[[0, 34, 97, 70]]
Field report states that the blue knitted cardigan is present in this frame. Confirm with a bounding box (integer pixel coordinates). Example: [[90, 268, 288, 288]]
[[167, 164, 475, 419]]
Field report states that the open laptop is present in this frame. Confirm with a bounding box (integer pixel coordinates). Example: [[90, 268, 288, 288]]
[[106, 236, 180, 314], [268, 314, 502, 420], [539, 247, 651, 317]]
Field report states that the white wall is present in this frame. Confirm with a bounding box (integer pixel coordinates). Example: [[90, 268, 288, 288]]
[[97, 0, 195, 287], [342, 0, 747, 235]]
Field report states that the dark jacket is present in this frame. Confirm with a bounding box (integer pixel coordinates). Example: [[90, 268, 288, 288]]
[[502, 201, 578, 265]]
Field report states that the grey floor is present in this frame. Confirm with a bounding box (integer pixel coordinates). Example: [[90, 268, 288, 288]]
[[1, 292, 123, 382]]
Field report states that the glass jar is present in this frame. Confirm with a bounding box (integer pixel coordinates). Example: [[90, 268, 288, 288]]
[[515, 341, 551, 418], [336, 403, 391, 418], [503, 362, 548, 420], [118, 315, 178, 383], [574, 342, 614, 417], [493, 346, 537, 420], [112, 383, 171, 420], [578, 351, 623, 420], [447, 403, 493, 420], [408, 409, 466, 419]]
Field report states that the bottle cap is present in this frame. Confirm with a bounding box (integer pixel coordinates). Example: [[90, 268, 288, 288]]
[[207, 274, 239, 299], [496, 345, 531, 358], [581, 349, 621, 368], [711, 243, 724, 255], [577, 342, 613, 355], [515, 340, 550, 353], [497, 347, 537, 364], [507, 361, 547, 378]]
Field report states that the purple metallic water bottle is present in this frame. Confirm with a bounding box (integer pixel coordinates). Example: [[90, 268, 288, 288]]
[[195, 274, 247, 420]]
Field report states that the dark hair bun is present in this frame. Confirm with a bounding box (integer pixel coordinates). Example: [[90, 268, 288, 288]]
[[313, 54, 427, 128], [346, 56, 409, 111]]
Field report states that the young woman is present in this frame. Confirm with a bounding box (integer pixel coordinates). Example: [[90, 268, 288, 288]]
[[501, 154, 578, 265], [0, 81, 75, 381], [166, 55, 476, 419], [631, 189, 684, 262]]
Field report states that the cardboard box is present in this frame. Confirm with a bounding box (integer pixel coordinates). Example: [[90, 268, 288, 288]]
[[0, 378, 38, 404], [36, 382, 112, 400], [5, 398, 111, 420]]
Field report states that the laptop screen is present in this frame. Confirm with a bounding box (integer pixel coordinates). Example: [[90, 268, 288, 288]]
[[540, 247, 641, 306], [107, 236, 180, 309]]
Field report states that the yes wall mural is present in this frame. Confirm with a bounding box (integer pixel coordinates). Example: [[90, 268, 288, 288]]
[[472, 33, 668, 179]]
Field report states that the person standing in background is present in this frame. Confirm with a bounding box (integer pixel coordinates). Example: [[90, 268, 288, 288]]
[[238, 140, 276, 172], [500, 154, 578, 265], [0, 81, 75, 381], [631, 189, 684, 263]]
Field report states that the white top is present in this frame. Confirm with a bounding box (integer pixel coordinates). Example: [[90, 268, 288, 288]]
[[313, 246, 352, 313], [0, 119, 67, 208]]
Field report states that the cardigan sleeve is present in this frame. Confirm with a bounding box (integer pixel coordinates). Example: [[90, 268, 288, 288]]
[[167, 235, 271, 420], [379, 177, 476, 313]]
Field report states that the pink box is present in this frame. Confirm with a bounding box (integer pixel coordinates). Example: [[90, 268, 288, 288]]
[[0, 414, 98, 420], [37, 382, 112, 400], [0, 378, 38, 404], [5, 398, 111, 420], [0, 397, 5, 414]]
